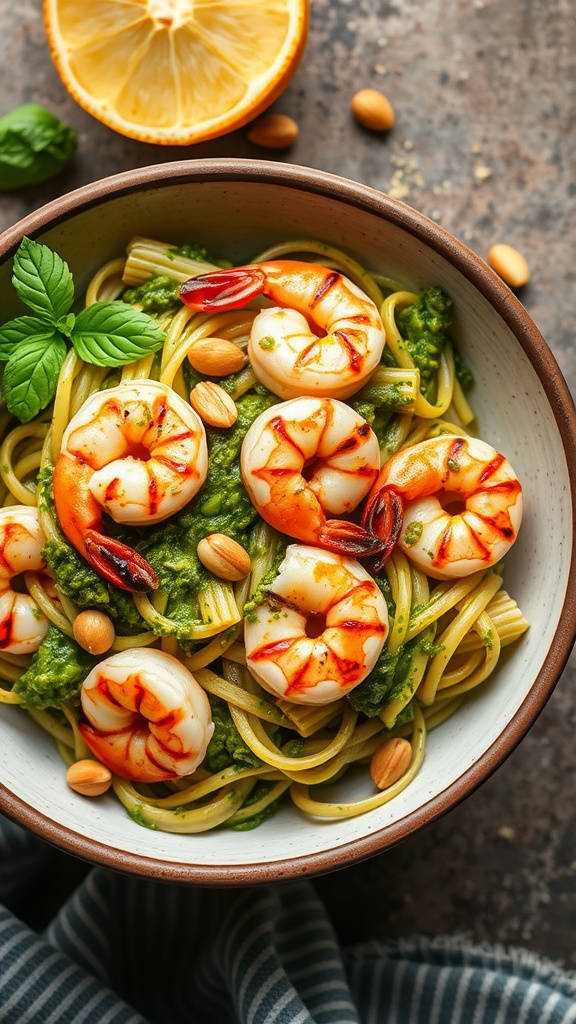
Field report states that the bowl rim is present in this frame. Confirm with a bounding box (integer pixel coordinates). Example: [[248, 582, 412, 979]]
[[1, 157, 575, 885]]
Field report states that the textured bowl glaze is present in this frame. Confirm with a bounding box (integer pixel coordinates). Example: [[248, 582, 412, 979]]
[[0, 160, 575, 884]]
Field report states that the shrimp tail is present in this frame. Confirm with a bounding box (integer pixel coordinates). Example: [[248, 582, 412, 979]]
[[317, 519, 385, 557], [84, 531, 159, 593], [54, 453, 158, 592], [180, 266, 266, 311], [361, 487, 404, 572]]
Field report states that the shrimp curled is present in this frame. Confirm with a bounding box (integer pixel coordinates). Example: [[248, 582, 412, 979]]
[[79, 648, 214, 783], [53, 380, 208, 592], [0, 506, 50, 654], [180, 260, 386, 400], [245, 544, 389, 705], [363, 434, 523, 579], [241, 396, 383, 556]]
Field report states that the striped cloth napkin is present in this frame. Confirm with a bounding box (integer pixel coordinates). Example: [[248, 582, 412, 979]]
[[1, 814, 575, 1024]]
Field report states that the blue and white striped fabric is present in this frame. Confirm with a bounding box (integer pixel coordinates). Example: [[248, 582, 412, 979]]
[[1, 814, 575, 1024]]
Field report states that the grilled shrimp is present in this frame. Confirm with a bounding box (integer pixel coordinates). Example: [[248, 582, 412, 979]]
[[363, 434, 523, 578], [0, 506, 50, 654], [180, 260, 386, 399], [245, 544, 389, 705], [240, 396, 383, 556], [53, 380, 208, 592], [79, 648, 214, 783]]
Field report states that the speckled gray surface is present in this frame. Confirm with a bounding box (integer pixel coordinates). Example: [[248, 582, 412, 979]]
[[1, 0, 575, 968]]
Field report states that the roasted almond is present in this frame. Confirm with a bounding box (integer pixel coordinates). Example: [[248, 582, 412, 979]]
[[247, 113, 299, 149], [351, 88, 395, 132], [190, 381, 238, 428], [370, 736, 412, 790], [73, 609, 116, 655], [487, 244, 530, 289], [197, 533, 252, 581], [188, 337, 246, 377], [66, 759, 112, 797]]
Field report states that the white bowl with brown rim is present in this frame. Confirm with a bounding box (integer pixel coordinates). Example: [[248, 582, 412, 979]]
[[0, 159, 574, 884]]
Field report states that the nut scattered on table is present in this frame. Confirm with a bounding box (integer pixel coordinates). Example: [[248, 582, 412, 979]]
[[73, 609, 116, 655], [66, 759, 112, 797], [351, 89, 395, 132], [247, 113, 299, 149], [190, 381, 238, 427], [188, 337, 246, 377], [370, 736, 412, 790], [487, 244, 530, 289], [197, 533, 252, 581]]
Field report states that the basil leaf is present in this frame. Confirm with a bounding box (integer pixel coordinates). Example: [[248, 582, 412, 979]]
[[12, 237, 74, 323], [55, 312, 76, 337], [71, 302, 166, 367], [4, 333, 67, 423], [0, 104, 76, 192], [0, 315, 56, 361]]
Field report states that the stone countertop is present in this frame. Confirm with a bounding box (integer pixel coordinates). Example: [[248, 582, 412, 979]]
[[1, 0, 575, 968]]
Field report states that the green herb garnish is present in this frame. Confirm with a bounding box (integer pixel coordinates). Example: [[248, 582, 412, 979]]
[[0, 104, 76, 192], [0, 237, 166, 422]]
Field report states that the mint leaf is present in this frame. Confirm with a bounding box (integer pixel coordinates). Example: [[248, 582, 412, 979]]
[[0, 315, 56, 361], [4, 333, 67, 422], [12, 237, 74, 323], [71, 302, 166, 367]]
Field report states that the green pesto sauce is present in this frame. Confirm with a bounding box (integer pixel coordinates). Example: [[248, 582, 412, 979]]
[[230, 782, 283, 831], [483, 629, 494, 650], [283, 736, 306, 758], [403, 521, 423, 547], [352, 380, 414, 411], [243, 543, 288, 623], [347, 604, 442, 723], [258, 335, 276, 350], [453, 345, 474, 391], [121, 242, 232, 314], [43, 537, 144, 630], [122, 275, 180, 314], [14, 623, 95, 710], [396, 286, 453, 390], [347, 643, 412, 718], [128, 805, 159, 830], [395, 286, 474, 396], [203, 697, 262, 773], [350, 380, 413, 450], [168, 242, 231, 267]]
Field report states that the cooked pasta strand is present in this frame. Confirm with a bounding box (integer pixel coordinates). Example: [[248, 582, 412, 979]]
[[290, 706, 426, 818], [418, 574, 503, 705], [229, 703, 358, 772], [193, 666, 291, 728], [113, 777, 254, 833], [385, 548, 412, 654], [123, 236, 220, 285], [275, 698, 343, 738]]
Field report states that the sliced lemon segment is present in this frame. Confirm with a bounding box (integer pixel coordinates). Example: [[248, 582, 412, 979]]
[[43, 0, 309, 145]]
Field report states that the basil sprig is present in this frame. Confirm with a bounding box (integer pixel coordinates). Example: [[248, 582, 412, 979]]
[[0, 104, 77, 192], [0, 237, 166, 422]]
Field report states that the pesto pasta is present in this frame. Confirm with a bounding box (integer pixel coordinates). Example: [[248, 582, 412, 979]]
[[0, 236, 528, 833]]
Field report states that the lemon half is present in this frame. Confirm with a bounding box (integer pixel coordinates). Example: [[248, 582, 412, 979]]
[[43, 0, 309, 145]]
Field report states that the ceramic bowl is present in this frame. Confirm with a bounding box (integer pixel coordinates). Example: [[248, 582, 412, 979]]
[[0, 159, 575, 884]]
